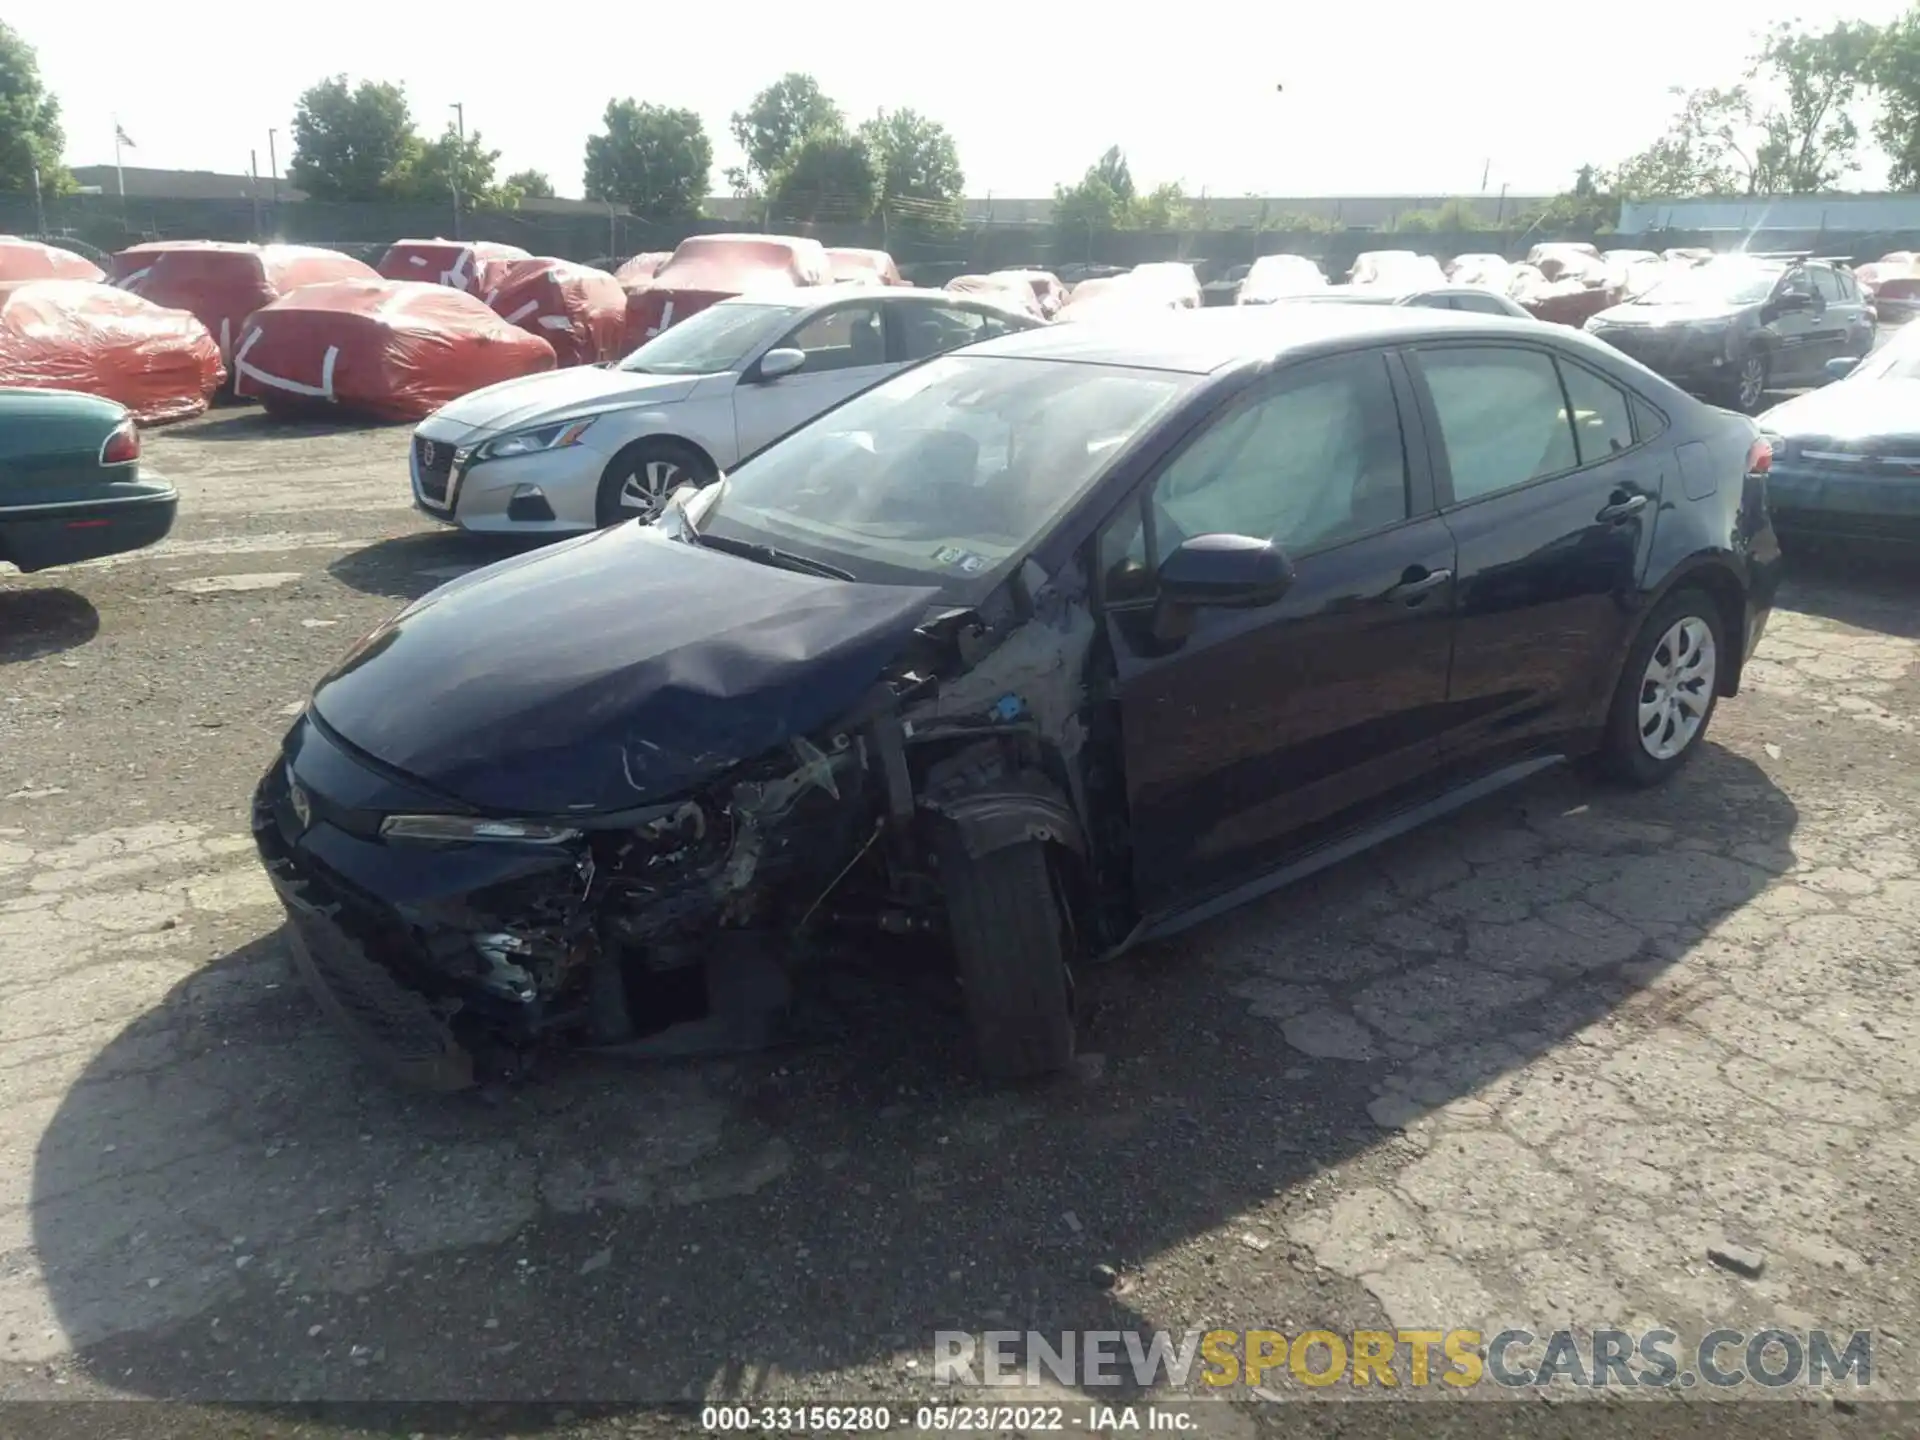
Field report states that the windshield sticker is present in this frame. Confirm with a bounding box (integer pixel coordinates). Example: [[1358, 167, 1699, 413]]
[[932, 545, 990, 573]]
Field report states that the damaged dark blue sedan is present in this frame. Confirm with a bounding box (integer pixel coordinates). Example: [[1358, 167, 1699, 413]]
[[253, 305, 1782, 1090]]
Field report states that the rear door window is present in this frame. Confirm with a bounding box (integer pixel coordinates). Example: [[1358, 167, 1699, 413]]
[[1555, 359, 1635, 463], [1415, 346, 1579, 503]]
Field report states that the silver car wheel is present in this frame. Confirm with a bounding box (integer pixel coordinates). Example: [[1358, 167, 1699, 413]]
[[1637, 616, 1717, 761], [617, 459, 686, 521], [1736, 356, 1766, 411]]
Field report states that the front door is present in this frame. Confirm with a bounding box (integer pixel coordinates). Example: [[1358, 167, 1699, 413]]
[[1405, 342, 1663, 769], [732, 300, 897, 459], [1101, 349, 1459, 914]]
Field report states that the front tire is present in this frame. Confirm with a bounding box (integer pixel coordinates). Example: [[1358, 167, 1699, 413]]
[[938, 836, 1077, 1081], [594, 439, 715, 528], [1598, 588, 1726, 787]]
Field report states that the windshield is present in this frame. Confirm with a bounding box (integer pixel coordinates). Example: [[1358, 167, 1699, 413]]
[[1635, 262, 1781, 307], [696, 354, 1197, 592], [618, 301, 797, 375]]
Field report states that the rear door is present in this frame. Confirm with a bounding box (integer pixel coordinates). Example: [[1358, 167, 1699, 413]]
[[1804, 266, 1850, 372], [1763, 266, 1825, 385], [1407, 342, 1663, 771], [732, 299, 895, 458], [1099, 348, 1459, 911]]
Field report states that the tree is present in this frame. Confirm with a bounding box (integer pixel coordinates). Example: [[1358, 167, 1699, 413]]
[[286, 76, 420, 201], [1052, 177, 1124, 237], [767, 125, 878, 223], [506, 168, 554, 199], [1127, 181, 1189, 230], [390, 126, 513, 209], [729, 72, 841, 195], [1603, 85, 1758, 198], [1092, 146, 1135, 204], [856, 108, 964, 225], [1872, 12, 1920, 189], [1051, 146, 1139, 235], [1749, 20, 1878, 193], [582, 99, 711, 220], [0, 22, 70, 195]]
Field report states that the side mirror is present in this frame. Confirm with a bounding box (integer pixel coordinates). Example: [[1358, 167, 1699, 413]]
[[757, 347, 807, 382], [1773, 290, 1813, 313], [1825, 355, 1861, 381], [1158, 533, 1295, 609]]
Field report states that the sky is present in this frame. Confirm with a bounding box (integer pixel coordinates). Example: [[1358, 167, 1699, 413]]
[[22, 0, 1917, 199]]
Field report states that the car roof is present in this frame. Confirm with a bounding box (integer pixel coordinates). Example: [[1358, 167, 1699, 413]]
[[963, 304, 1549, 374], [715, 286, 1012, 316]]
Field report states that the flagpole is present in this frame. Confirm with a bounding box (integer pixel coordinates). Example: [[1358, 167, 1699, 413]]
[[113, 118, 125, 198]]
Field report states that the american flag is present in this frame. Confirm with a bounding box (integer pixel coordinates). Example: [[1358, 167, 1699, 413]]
[[115, 125, 135, 148]]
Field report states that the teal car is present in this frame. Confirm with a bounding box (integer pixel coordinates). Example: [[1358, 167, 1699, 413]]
[[0, 389, 178, 573]]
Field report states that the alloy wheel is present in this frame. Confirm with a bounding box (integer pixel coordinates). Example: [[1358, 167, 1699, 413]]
[[1637, 616, 1717, 760], [616, 458, 686, 521], [1736, 356, 1766, 411]]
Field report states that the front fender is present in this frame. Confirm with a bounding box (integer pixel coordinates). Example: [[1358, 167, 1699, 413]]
[[920, 769, 1087, 862]]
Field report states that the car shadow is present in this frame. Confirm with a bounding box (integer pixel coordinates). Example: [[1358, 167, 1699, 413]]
[[1779, 545, 1920, 638], [168, 411, 408, 444], [326, 531, 555, 601], [0, 587, 100, 665], [28, 746, 1797, 1413]]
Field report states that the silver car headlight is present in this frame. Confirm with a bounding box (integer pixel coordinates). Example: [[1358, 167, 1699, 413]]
[[473, 417, 597, 463], [380, 815, 583, 845]]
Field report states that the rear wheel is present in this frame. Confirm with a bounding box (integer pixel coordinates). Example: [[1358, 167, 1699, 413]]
[[938, 835, 1077, 1081], [594, 439, 715, 528], [1597, 588, 1725, 787], [1723, 351, 1769, 413]]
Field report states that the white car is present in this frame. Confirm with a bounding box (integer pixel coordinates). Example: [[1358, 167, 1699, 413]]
[[409, 288, 1042, 533]]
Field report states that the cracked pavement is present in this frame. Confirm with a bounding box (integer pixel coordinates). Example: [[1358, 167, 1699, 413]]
[[0, 409, 1915, 1431]]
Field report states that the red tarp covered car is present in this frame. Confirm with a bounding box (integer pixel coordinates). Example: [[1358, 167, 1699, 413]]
[[1055, 275, 1188, 323], [484, 258, 627, 367], [615, 252, 673, 289], [231, 279, 556, 422], [0, 279, 224, 423], [944, 274, 1047, 319], [124, 242, 379, 363], [988, 269, 1068, 317], [0, 236, 105, 283], [826, 247, 906, 286], [376, 239, 531, 296], [625, 233, 831, 345], [110, 240, 221, 287]]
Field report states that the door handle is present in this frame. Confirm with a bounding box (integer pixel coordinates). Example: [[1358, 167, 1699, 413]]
[[1386, 566, 1451, 603], [1597, 493, 1649, 522]]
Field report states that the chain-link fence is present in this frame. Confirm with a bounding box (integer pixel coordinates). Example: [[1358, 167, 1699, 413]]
[[4, 194, 1915, 283]]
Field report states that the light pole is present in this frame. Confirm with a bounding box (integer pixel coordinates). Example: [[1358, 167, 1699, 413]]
[[268, 128, 279, 204], [449, 102, 465, 240]]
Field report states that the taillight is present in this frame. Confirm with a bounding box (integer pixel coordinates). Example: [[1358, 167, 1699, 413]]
[[1747, 437, 1773, 475], [100, 418, 140, 466]]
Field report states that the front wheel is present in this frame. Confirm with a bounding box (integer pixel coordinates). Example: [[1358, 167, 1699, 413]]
[[1597, 588, 1726, 787], [938, 835, 1077, 1081], [594, 440, 715, 528]]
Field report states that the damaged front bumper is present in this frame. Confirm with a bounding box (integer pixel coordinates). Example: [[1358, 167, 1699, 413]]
[[251, 709, 892, 1086]]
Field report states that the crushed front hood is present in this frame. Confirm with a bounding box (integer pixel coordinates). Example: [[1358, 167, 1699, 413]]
[[311, 524, 939, 815]]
